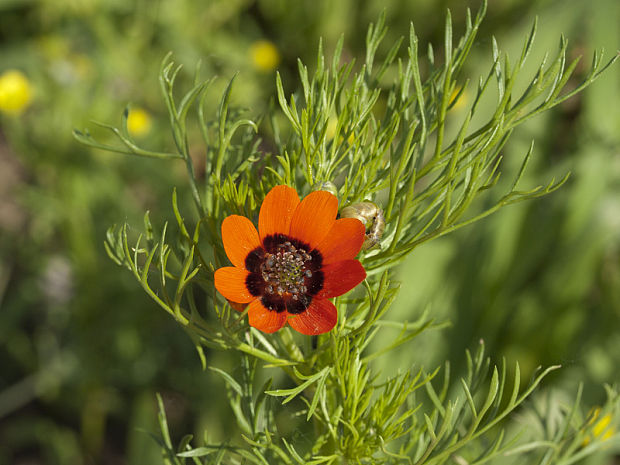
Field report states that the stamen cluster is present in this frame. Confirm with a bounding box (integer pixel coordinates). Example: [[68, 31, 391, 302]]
[[261, 241, 312, 300]]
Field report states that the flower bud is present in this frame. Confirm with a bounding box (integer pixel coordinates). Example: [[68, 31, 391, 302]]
[[340, 201, 385, 250], [312, 181, 338, 197]]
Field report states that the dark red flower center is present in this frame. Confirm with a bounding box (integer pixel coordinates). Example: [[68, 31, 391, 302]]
[[261, 241, 312, 295], [244, 234, 323, 314]]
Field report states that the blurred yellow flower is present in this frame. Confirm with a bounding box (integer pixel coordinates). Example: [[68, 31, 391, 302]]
[[36, 35, 70, 59], [70, 54, 94, 81], [0, 70, 33, 115], [326, 116, 338, 140], [250, 40, 280, 72], [127, 107, 152, 137], [449, 86, 467, 111], [583, 407, 614, 446], [325, 115, 355, 145]]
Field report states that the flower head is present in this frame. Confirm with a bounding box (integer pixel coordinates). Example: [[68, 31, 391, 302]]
[[127, 107, 153, 137], [0, 70, 33, 115], [215, 185, 366, 335], [249, 40, 280, 72]]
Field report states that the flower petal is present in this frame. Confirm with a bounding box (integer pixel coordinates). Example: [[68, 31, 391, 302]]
[[288, 298, 337, 335], [317, 260, 366, 298], [248, 299, 287, 333], [289, 190, 338, 249], [227, 300, 248, 312], [316, 218, 365, 264], [214, 267, 255, 303], [222, 215, 261, 269], [258, 185, 300, 241]]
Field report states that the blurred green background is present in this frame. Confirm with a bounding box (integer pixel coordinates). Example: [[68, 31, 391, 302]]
[[0, 0, 618, 463]]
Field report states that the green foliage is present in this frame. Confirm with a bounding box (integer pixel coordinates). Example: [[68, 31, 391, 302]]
[[71, 1, 620, 463]]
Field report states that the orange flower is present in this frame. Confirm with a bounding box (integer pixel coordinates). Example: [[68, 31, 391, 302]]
[[214, 185, 366, 335]]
